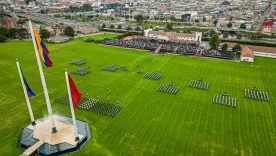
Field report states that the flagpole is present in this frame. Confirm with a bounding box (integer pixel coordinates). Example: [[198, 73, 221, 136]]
[[28, 20, 57, 133], [16, 59, 36, 126], [65, 69, 79, 141]]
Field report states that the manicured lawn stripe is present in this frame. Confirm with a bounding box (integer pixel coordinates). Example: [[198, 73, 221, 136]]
[[0, 38, 275, 155]]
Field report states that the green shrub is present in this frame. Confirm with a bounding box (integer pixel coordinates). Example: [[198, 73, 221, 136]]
[[0, 35, 7, 42]]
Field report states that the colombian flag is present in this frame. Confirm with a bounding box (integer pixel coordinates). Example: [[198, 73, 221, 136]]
[[21, 68, 36, 97], [33, 25, 53, 67]]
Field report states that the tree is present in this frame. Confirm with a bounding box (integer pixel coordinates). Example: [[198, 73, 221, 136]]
[[54, 14, 61, 18], [17, 28, 28, 38], [170, 16, 176, 21], [65, 14, 71, 20], [209, 29, 216, 37], [7, 28, 17, 38], [63, 26, 75, 37], [101, 24, 106, 29], [209, 34, 220, 50], [135, 27, 141, 31], [40, 29, 51, 40], [240, 23, 246, 29], [213, 20, 218, 26], [222, 44, 228, 51], [126, 26, 132, 31], [117, 24, 122, 29], [25, 0, 32, 4], [0, 27, 8, 37], [166, 23, 173, 31], [82, 4, 93, 11], [227, 22, 232, 28], [195, 19, 199, 23], [223, 32, 229, 38], [17, 19, 27, 26], [143, 16, 149, 20], [237, 33, 242, 40], [110, 17, 115, 21], [110, 24, 115, 29], [232, 44, 242, 51], [134, 14, 144, 24], [256, 32, 261, 41], [250, 34, 256, 41], [0, 35, 7, 42], [203, 17, 206, 22]]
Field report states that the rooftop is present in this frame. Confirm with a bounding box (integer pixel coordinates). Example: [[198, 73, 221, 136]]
[[241, 46, 254, 57]]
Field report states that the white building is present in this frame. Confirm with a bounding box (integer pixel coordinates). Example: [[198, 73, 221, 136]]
[[149, 10, 158, 20], [241, 47, 254, 62], [144, 29, 202, 43]]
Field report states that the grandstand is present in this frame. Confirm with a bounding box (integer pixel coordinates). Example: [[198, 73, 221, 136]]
[[98, 38, 236, 59]]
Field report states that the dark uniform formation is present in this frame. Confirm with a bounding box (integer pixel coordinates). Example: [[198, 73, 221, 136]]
[[200, 49, 236, 59], [101, 65, 119, 72], [212, 92, 237, 108], [55, 94, 89, 106], [121, 65, 128, 71], [70, 59, 86, 66], [125, 38, 159, 51], [55, 95, 123, 118], [188, 78, 209, 90], [160, 43, 202, 55], [96, 38, 124, 46], [97, 38, 159, 52], [78, 98, 123, 118], [143, 72, 162, 80], [244, 87, 269, 102], [157, 83, 179, 94], [71, 67, 91, 76]]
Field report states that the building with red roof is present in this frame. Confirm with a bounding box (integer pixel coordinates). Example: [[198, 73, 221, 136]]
[[241, 47, 254, 62], [262, 19, 274, 33], [144, 29, 202, 44]]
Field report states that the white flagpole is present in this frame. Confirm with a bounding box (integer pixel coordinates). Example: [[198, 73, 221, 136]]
[[65, 69, 79, 141], [16, 59, 36, 126], [28, 20, 57, 133]]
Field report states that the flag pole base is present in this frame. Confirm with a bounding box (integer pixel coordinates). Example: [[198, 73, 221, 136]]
[[17, 114, 91, 156], [52, 127, 57, 133], [31, 121, 36, 126]]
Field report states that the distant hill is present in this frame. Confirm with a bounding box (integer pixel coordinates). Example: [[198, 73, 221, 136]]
[[0, 13, 18, 28]]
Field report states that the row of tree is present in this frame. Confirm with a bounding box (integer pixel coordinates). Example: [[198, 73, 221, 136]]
[[39, 26, 75, 40], [67, 4, 93, 13], [209, 32, 241, 51], [0, 26, 75, 42], [0, 27, 29, 42], [101, 24, 142, 31]]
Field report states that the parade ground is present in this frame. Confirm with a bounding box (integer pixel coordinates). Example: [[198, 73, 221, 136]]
[[0, 34, 276, 155]]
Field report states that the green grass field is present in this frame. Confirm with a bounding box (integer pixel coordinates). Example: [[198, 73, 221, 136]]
[[0, 36, 276, 156]]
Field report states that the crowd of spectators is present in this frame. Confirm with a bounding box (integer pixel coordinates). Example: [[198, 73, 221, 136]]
[[97, 38, 236, 59]]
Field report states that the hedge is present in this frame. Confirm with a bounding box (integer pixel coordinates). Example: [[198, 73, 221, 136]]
[[117, 32, 142, 39], [100, 28, 142, 34], [202, 38, 276, 47]]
